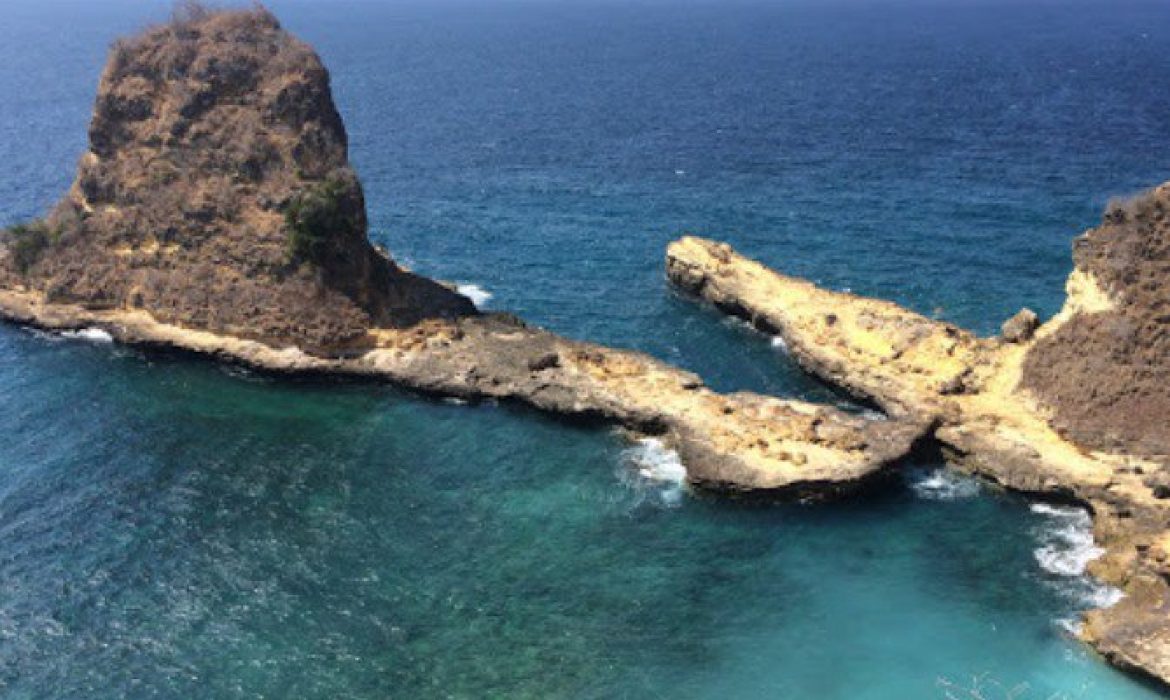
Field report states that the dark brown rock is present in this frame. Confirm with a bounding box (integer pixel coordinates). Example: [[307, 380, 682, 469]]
[[1022, 186, 1170, 462], [0, 7, 474, 354], [1001, 308, 1039, 343]]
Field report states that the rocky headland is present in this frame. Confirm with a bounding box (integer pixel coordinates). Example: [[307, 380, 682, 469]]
[[2, 3, 1168, 690], [0, 7, 918, 495], [666, 192, 1170, 684]]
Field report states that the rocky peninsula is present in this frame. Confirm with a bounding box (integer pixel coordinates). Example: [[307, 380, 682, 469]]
[[666, 190, 1170, 684], [1, 3, 1168, 690], [0, 7, 918, 494]]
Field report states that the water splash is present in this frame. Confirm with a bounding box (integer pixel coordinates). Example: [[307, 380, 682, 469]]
[[1030, 503, 1124, 616], [60, 328, 114, 343], [909, 468, 982, 500], [618, 438, 688, 507], [25, 326, 114, 344], [457, 284, 493, 309]]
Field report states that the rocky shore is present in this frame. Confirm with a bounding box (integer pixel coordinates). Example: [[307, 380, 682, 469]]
[[667, 229, 1170, 685], [0, 284, 921, 494], [2, 3, 1168, 690], [0, 7, 919, 495]]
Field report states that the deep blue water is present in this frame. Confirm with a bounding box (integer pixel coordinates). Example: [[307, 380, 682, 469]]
[[1, 1, 1169, 697]]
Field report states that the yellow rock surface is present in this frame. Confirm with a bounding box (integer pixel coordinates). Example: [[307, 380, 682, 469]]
[[667, 235, 1170, 687], [0, 285, 923, 495]]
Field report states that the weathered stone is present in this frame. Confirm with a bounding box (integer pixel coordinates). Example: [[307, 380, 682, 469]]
[[1022, 184, 1170, 460], [666, 233, 1170, 688], [1001, 308, 1040, 343], [0, 8, 927, 497], [0, 8, 474, 353]]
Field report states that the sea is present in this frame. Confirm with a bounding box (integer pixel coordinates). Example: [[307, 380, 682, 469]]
[[1, 0, 1168, 697]]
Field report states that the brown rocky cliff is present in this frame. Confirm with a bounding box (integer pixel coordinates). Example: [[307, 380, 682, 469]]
[[1022, 184, 1170, 461], [0, 7, 474, 353]]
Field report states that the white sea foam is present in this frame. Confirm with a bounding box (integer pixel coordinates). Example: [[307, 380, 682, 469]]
[[1030, 502, 1124, 611], [770, 336, 788, 352], [1056, 616, 1084, 636], [23, 327, 63, 342], [1029, 502, 1084, 519], [60, 327, 114, 343], [456, 283, 493, 309], [1084, 584, 1125, 609], [619, 437, 688, 507], [1030, 503, 1101, 576], [909, 468, 981, 500]]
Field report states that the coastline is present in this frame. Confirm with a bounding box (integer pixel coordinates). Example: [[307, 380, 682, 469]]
[[0, 285, 924, 497], [1, 4, 1166, 692], [6, 238, 1169, 686], [666, 235, 1170, 688]]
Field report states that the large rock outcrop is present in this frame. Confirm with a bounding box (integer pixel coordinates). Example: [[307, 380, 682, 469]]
[[1022, 184, 1170, 460], [666, 206, 1170, 686], [0, 7, 474, 353], [5, 3, 1167, 689], [0, 7, 925, 495]]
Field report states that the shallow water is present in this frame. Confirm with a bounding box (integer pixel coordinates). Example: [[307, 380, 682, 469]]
[[1, 0, 1169, 697]]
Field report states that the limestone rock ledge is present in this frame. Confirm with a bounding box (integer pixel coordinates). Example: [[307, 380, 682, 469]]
[[0, 285, 923, 495], [667, 234, 1170, 687]]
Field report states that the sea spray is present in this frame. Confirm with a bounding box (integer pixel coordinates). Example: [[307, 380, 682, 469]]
[[60, 328, 114, 343], [24, 326, 115, 344], [456, 284, 493, 309], [909, 468, 982, 500], [22, 327, 64, 343], [1030, 503, 1124, 629], [619, 437, 688, 507], [1031, 504, 1103, 577]]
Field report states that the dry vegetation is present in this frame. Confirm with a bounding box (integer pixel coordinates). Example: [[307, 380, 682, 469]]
[[0, 5, 474, 352], [1023, 184, 1170, 461]]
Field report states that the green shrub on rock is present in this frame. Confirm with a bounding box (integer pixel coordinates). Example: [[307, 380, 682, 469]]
[[284, 175, 360, 264], [2, 221, 59, 273]]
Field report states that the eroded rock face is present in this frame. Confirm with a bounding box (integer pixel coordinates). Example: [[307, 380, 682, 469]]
[[0, 8, 473, 352], [0, 7, 927, 498], [1001, 308, 1039, 344], [666, 227, 1170, 688], [1022, 184, 1170, 460], [0, 285, 924, 495]]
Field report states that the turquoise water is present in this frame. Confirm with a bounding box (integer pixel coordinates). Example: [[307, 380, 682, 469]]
[[2, 1, 1169, 698]]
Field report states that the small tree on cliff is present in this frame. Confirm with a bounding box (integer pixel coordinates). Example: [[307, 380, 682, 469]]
[[283, 175, 361, 265], [1, 222, 59, 273]]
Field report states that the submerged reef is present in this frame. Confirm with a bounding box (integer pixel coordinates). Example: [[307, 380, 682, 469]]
[[1, 3, 1168, 690]]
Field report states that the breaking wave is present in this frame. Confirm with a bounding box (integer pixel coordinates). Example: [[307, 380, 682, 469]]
[[34, 327, 115, 343], [909, 468, 981, 500], [1030, 503, 1124, 617], [62, 328, 114, 343], [456, 284, 493, 309], [618, 437, 688, 507]]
